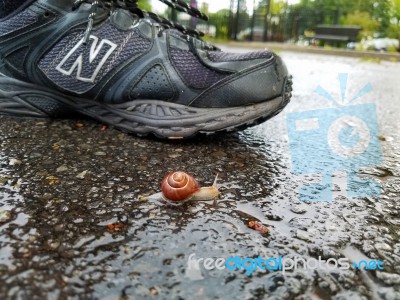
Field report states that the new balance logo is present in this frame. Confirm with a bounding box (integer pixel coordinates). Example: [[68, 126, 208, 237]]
[[56, 35, 117, 83]]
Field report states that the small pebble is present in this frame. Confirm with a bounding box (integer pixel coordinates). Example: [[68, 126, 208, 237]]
[[0, 211, 12, 223], [76, 170, 88, 179], [56, 165, 68, 173], [376, 272, 400, 285], [290, 205, 307, 214], [9, 158, 22, 166], [94, 152, 107, 156], [375, 242, 392, 251], [296, 229, 312, 242]]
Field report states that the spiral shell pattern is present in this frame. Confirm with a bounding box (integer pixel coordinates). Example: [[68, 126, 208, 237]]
[[161, 171, 200, 201]]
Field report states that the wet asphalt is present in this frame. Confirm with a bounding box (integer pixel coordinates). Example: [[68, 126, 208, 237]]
[[0, 50, 399, 300]]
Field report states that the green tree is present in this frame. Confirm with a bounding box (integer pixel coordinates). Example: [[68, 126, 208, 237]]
[[200, 3, 209, 14], [269, 0, 289, 41], [390, 0, 400, 50], [138, 0, 152, 11], [231, 0, 249, 39], [371, 0, 391, 33], [270, 0, 287, 15], [209, 9, 231, 39], [287, 0, 391, 39], [342, 11, 379, 39]]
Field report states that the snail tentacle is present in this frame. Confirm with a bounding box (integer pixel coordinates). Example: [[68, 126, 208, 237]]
[[187, 174, 220, 201]]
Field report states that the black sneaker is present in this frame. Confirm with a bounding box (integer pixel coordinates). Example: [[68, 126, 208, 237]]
[[0, 0, 292, 138]]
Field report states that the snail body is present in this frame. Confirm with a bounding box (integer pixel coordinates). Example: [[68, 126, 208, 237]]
[[160, 171, 219, 202]]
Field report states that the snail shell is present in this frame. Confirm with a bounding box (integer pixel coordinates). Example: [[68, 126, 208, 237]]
[[161, 171, 200, 201]]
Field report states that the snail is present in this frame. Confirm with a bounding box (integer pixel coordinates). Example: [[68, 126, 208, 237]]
[[147, 171, 220, 203]]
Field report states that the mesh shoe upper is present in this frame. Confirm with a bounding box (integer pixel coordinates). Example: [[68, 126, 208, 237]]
[[207, 50, 272, 62], [38, 21, 152, 94], [169, 46, 228, 90], [0, 10, 38, 36]]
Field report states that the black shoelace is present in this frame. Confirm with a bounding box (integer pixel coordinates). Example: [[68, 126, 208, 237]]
[[72, 0, 209, 44]]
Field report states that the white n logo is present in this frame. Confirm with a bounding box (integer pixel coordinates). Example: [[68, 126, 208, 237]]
[[56, 35, 117, 83]]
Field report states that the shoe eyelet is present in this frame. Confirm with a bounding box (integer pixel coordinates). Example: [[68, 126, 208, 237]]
[[43, 11, 51, 18]]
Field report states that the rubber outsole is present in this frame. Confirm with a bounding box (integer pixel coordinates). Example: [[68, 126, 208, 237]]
[[0, 76, 292, 139]]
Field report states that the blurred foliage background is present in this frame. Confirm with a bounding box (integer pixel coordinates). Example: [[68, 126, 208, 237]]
[[138, 0, 400, 51]]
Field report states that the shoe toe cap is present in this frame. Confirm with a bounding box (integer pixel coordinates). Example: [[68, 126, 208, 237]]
[[190, 53, 289, 108]]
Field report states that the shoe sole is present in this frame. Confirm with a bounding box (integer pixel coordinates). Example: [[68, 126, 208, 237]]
[[0, 75, 292, 139]]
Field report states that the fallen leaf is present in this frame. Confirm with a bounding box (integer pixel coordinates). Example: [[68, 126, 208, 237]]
[[149, 287, 158, 296], [45, 176, 60, 186], [75, 121, 84, 129], [247, 220, 269, 234], [0, 176, 10, 185], [107, 223, 128, 232]]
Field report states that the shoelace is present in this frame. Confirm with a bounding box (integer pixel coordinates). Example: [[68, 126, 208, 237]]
[[72, 0, 209, 44]]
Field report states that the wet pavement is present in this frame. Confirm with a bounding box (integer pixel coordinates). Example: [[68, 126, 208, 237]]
[[0, 50, 399, 299]]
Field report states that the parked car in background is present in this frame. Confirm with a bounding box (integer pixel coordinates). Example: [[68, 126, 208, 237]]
[[346, 42, 358, 50], [360, 38, 399, 52], [347, 38, 399, 52]]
